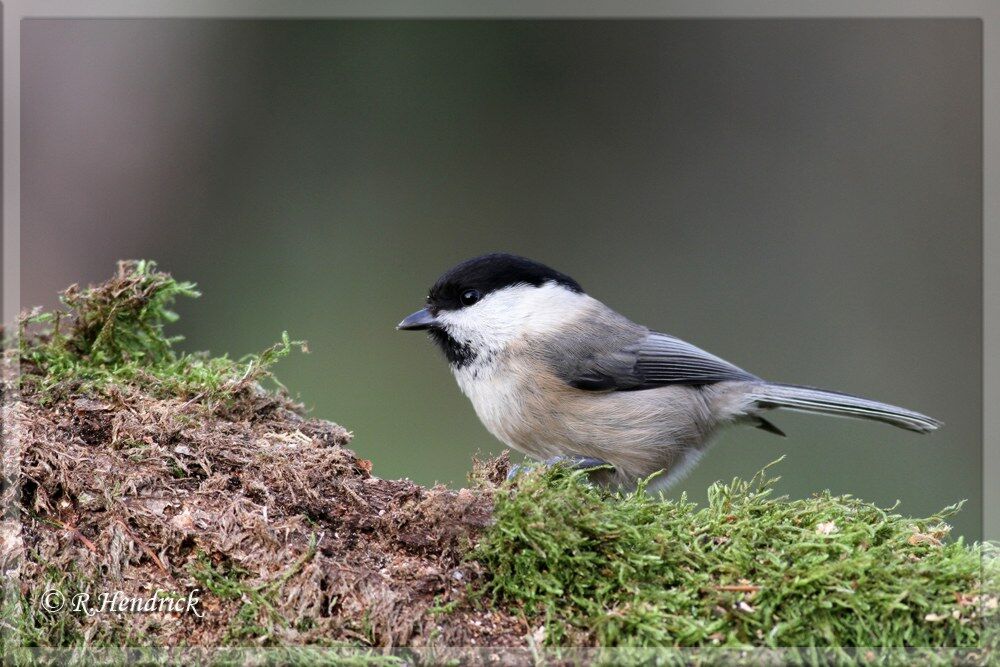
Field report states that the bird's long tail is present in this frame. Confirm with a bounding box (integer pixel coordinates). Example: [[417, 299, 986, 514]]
[[747, 383, 942, 433]]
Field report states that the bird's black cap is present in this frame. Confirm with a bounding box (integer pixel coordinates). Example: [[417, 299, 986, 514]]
[[427, 253, 583, 311]]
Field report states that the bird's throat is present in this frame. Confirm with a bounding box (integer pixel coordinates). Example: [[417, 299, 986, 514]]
[[428, 329, 477, 368]]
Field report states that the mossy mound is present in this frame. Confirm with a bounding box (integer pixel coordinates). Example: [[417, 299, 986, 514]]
[[1, 261, 996, 663], [3, 261, 520, 655], [481, 464, 997, 652]]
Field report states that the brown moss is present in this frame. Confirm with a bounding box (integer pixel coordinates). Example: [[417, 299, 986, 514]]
[[0, 260, 526, 649], [4, 376, 523, 649]]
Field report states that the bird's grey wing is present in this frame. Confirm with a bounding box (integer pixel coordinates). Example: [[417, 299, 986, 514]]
[[630, 332, 759, 388], [550, 328, 758, 391]]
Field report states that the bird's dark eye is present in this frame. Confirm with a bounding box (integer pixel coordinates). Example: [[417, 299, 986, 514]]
[[460, 289, 481, 307]]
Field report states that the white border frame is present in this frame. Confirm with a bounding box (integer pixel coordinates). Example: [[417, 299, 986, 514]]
[[3, 1, 995, 655]]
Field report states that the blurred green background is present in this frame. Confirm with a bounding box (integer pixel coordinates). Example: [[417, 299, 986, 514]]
[[22, 20, 981, 538]]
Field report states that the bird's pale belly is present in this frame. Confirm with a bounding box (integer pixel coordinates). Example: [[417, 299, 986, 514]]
[[453, 360, 723, 480], [454, 363, 567, 459]]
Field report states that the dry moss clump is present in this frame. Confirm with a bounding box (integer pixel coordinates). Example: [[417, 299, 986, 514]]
[[16, 259, 304, 414], [2, 261, 523, 652]]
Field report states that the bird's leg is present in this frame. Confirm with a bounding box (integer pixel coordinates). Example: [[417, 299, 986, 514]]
[[506, 454, 614, 481]]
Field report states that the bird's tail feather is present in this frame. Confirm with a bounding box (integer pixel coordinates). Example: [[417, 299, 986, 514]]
[[748, 383, 942, 433]]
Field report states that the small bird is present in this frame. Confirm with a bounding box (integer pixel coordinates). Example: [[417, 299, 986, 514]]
[[398, 253, 941, 491]]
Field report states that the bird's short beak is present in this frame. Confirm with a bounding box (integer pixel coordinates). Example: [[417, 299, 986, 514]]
[[397, 307, 439, 331]]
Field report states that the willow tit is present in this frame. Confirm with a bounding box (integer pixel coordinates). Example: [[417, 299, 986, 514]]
[[398, 253, 941, 491]]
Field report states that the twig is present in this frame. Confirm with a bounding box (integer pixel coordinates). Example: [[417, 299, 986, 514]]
[[713, 584, 761, 593], [115, 518, 174, 582], [54, 519, 98, 554]]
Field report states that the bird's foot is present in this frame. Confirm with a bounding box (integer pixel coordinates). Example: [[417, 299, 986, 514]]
[[506, 455, 614, 481], [505, 463, 528, 481], [544, 455, 613, 471]]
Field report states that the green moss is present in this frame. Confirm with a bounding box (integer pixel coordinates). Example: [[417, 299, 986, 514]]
[[187, 539, 319, 647], [18, 260, 304, 410], [187, 553, 283, 646], [0, 563, 141, 651], [474, 460, 998, 650]]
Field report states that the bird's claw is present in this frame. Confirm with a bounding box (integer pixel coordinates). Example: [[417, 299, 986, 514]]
[[544, 455, 612, 471], [505, 463, 527, 481], [506, 455, 614, 481]]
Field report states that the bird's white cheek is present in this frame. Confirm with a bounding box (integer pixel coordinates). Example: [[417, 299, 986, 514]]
[[436, 283, 590, 346], [437, 304, 525, 350]]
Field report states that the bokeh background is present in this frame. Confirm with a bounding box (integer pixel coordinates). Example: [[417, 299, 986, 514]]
[[22, 20, 982, 537]]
